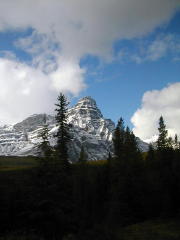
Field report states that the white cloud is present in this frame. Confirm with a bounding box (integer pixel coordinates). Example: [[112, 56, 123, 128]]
[[120, 34, 180, 63], [0, 58, 85, 124], [146, 38, 168, 61], [0, 0, 178, 59], [0, 51, 17, 61], [0, 0, 179, 122], [0, 58, 50, 124], [50, 59, 86, 96], [131, 82, 180, 142], [15, 31, 60, 73], [145, 34, 180, 61]]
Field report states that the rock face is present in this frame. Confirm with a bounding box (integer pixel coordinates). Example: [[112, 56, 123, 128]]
[[67, 97, 115, 161], [0, 96, 148, 160]]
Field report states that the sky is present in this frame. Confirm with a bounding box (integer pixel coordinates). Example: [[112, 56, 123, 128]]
[[0, 0, 179, 142]]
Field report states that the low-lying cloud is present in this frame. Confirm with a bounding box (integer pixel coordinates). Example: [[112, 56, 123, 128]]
[[131, 82, 180, 142]]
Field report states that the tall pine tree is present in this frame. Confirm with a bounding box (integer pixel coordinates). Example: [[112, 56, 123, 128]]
[[78, 145, 87, 163], [123, 126, 141, 162], [37, 114, 52, 159], [157, 116, 168, 151], [55, 93, 70, 168], [174, 134, 179, 149], [113, 117, 125, 159]]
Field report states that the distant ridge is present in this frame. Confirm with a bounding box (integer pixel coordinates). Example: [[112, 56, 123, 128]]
[[0, 96, 149, 160]]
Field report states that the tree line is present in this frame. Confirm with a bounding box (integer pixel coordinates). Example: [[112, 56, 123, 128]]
[[0, 93, 180, 240]]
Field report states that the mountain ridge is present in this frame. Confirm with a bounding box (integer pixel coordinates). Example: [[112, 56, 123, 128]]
[[0, 96, 149, 160]]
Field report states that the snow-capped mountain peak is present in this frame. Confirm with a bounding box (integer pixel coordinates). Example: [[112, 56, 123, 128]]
[[0, 96, 149, 160]]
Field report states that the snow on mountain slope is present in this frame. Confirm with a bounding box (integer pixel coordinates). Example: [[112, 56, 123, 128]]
[[0, 97, 148, 160], [67, 97, 115, 160]]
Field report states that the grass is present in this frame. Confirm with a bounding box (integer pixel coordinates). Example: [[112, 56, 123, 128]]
[[1, 219, 180, 239], [0, 234, 43, 240], [116, 219, 180, 240], [0, 156, 38, 171]]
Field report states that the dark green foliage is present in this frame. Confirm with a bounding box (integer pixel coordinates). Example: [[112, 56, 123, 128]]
[[55, 93, 71, 169], [110, 120, 145, 226], [174, 134, 179, 149], [146, 144, 156, 167], [123, 126, 142, 162], [78, 145, 87, 163], [157, 116, 168, 151], [37, 114, 52, 160], [113, 119, 141, 163], [144, 116, 180, 218], [107, 152, 112, 163], [113, 117, 125, 159], [0, 160, 74, 239]]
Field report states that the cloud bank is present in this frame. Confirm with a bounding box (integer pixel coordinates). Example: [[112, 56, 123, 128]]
[[0, 0, 179, 123], [117, 33, 180, 63], [132, 34, 180, 63], [0, 58, 86, 124], [131, 82, 180, 142]]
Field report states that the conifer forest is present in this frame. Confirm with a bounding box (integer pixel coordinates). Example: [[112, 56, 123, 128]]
[[0, 93, 180, 240]]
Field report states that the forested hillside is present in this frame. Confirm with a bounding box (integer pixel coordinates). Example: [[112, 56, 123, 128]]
[[0, 94, 180, 239]]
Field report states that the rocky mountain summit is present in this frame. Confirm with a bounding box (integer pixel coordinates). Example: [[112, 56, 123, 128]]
[[67, 97, 115, 160], [0, 96, 148, 160]]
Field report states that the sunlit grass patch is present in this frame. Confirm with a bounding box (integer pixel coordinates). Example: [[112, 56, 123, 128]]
[[117, 219, 180, 240], [0, 156, 38, 171]]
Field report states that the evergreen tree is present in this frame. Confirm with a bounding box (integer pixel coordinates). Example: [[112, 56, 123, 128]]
[[109, 125, 144, 225], [113, 117, 125, 159], [157, 116, 168, 151], [123, 126, 141, 162], [55, 93, 70, 168], [78, 145, 87, 163], [174, 134, 179, 149], [107, 152, 112, 162], [146, 143, 156, 167], [167, 136, 173, 149], [156, 116, 175, 215], [37, 114, 52, 159]]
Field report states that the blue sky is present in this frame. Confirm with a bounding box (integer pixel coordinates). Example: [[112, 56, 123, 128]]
[[0, 0, 179, 141], [75, 11, 180, 131]]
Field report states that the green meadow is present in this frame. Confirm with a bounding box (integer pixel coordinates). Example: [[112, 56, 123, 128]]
[[0, 156, 38, 171]]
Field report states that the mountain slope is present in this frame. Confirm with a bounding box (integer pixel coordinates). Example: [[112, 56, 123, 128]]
[[0, 97, 148, 160]]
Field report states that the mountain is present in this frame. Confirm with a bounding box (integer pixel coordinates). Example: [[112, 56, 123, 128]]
[[0, 96, 149, 160]]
